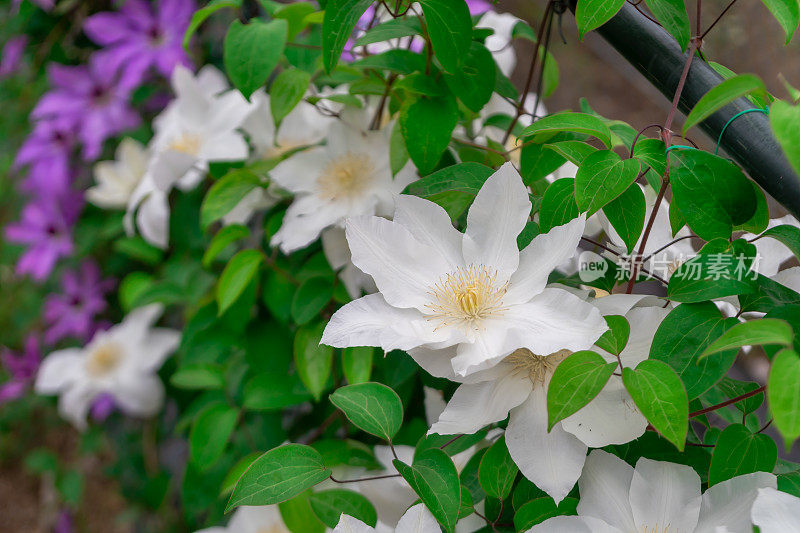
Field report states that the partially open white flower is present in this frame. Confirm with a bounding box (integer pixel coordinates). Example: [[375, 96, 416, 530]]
[[34, 304, 179, 430], [530, 450, 776, 532], [148, 65, 256, 192], [751, 486, 800, 532], [269, 111, 417, 253], [195, 504, 289, 533], [88, 138, 149, 209], [322, 162, 607, 378]]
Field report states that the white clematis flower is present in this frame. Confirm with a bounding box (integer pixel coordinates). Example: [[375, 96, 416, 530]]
[[148, 65, 256, 192], [751, 487, 800, 532], [530, 450, 777, 533], [88, 138, 149, 209], [269, 111, 417, 253], [194, 504, 289, 533], [322, 162, 607, 377], [34, 304, 179, 430]]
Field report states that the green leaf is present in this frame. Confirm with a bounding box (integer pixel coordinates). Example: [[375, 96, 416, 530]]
[[771, 100, 800, 176], [242, 372, 311, 410], [224, 19, 288, 98], [393, 448, 461, 533], [603, 183, 645, 253], [539, 178, 580, 233], [477, 435, 518, 500], [418, 0, 473, 73], [520, 140, 567, 185], [645, 0, 690, 50], [354, 18, 421, 46], [761, 224, 800, 264], [203, 225, 250, 267], [595, 315, 630, 356], [183, 0, 241, 50], [308, 489, 378, 527], [701, 318, 794, 359], [670, 150, 757, 241], [650, 303, 738, 399], [632, 138, 667, 179], [575, 0, 625, 38], [330, 382, 404, 441], [190, 403, 239, 470], [274, 2, 317, 40], [227, 444, 332, 511], [761, 0, 800, 43], [708, 423, 777, 486], [768, 349, 800, 447], [217, 249, 263, 315], [574, 150, 641, 215], [321, 0, 372, 72], [294, 323, 334, 401], [514, 497, 579, 531], [270, 68, 312, 127], [291, 277, 334, 325], [444, 42, 496, 112], [734, 182, 770, 234], [171, 363, 226, 390], [623, 360, 688, 450], [521, 112, 613, 148], [544, 140, 598, 167], [683, 75, 768, 135], [279, 492, 327, 533], [403, 162, 494, 218], [113, 236, 163, 265], [668, 252, 755, 303], [400, 92, 459, 175], [342, 347, 374, 384], [201, 169, 262, 230], [390, 120, 410, 176], [547, 350, 617, 429]]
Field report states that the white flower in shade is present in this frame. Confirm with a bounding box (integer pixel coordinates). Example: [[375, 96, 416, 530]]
[[425, 297, 666, 504], [477, 11, 520, 77], [87, 138, 149, 209], [751, 487, 800, 532], [34, 304, 179, 430], [269, 111, 417, 253], [322, 162, 607, 378], [194, 504, 288, 533], [333, 505, 440, 533], [530, 450, 776, 533], [322, 227, 377, 299], [148, 65, 256, 192]]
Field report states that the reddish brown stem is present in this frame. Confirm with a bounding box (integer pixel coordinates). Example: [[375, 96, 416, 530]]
[[689, 385, 765, 418]]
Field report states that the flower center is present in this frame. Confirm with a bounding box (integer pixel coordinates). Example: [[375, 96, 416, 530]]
[[425, 265, 508, 330], [640, 526, 673, 533], [168, 133, 202, 155], [86, 342, 122, 377], [316, 152, 375, 201], [505, 348, 571, 384]]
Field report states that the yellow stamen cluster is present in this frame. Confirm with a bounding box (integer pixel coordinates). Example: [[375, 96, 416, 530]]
[[426, 265, 508, 330], [168, 133, 202, 155], [316, 152, 375, 201], [86, 342, 123, 377], [505, 348, 571, 384]]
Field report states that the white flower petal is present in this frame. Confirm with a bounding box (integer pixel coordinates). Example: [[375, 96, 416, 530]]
[[346, 216, 450, 310], [773, 266, 800, 293], [618, 306, 670, 368], [396, 504, 440, 533], [575, 450, 637, 531], [629, 457, 701, 533], [111, 373, 165, 418], [561, 378, 647, 447], [506, 388, 588, 504], [271, 197, 343, 253], [58, 381, 95, 431], [136, 191, 170, 249], [429, 372, 532, 435], [137, 328, 181, 373], [269, 146, 330, 194], [333, 514, 373, 533], [462, 162, 531, 280], [529, 516, 623, 533], [695, 472, 776, 533], [751, 487, 800, 533], [393, 194, 464, 270], [35, 348, 85, 394], [148, 148, 199, 191], [590, 294, 650, 316], [423, 386, 447, 427], [321, 294, 447, 351], [505, 215, 586, 304], [450, 323, 512, 377]]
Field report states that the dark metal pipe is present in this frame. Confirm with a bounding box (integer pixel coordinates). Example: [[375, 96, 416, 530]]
[[568, 1, 800, 219]]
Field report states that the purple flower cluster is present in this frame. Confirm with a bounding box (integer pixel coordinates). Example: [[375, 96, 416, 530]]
[[0, 336, 40, 403], [5, 0, 194, 283]]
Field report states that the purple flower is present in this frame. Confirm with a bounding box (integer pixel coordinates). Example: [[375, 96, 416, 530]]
[[32, 55, 140, 161], [467, 0, 492, 15], [43, 261, 114, 345], [4, 191, 83, 282], [53, 509, 73, 533], [0, 336, 41, 403], [15, 116, 76, 193], [90, 393, 116, 422], [84, 0, 195, 86], [0, 36, 27, 79]]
